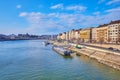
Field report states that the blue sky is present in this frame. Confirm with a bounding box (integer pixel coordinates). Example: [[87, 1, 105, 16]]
[[0, 0, 120, 35]]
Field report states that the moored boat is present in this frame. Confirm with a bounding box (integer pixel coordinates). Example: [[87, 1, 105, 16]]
[[53, 46, 74, 56], [42, 41, 50, 46]]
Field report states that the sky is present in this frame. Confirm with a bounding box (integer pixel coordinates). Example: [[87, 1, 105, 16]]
[[0, 0, 120, 35]]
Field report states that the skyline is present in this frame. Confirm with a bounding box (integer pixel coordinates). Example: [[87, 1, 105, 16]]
[[0, 0, 120, 35]]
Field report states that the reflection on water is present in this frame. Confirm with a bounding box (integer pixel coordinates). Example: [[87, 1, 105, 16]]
[[0, 40, 120, 80]]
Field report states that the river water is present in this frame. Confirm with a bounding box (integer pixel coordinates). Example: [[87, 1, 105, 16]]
[[0, 40, 120, 80]]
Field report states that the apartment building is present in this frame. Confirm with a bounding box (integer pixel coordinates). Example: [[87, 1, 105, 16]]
[[57, 33, 62, 40], [96, 24, 108, 43], [108, 20, 120, 44], [91, 28, 97, 43], [80, 28, 92, 43]]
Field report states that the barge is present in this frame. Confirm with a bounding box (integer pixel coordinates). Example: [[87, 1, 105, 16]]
[[53, 46, 75, 56]]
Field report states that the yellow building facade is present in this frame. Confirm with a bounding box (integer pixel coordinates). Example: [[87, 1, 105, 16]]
[[80, 28, 91, 42], [96, 24, 108, 43]]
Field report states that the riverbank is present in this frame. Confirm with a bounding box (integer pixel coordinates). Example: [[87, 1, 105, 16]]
[[50, 40, 120, 70], [0, 39, 49, 42]]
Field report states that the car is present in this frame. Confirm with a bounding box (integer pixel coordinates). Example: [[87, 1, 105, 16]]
[[108, 47, 119, 51], [113, 48, 119, 51], [108, 47, 114, 50], [81, 45, 86, 48]]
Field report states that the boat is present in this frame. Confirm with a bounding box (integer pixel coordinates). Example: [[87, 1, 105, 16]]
[[42, 41, 50, 46], [53, 46, 74, 56]]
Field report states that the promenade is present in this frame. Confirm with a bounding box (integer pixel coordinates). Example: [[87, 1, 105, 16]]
[[83, 43, 120, 50]]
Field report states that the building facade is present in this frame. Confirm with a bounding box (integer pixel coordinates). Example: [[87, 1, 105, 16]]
[[91, 28, 97, 43], [57, 33, 62, 40], [96, 24, 108, 43], [79, 28, 92, 43], [74, 30, 80, 40], [62, 32, 66, 40], [108, 20, 120, 44], [65, 32, 69, 41], [57, 20, 120, 44], [68, 29, 76, 42]]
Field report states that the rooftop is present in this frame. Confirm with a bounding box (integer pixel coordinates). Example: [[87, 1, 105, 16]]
[[98, 24, 108, 28], [109, 20, 120, 24]]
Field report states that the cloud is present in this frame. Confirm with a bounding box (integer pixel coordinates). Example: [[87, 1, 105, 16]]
[[66, 5, 87, 11], [105, 7, 120, 12], [50, 4, 87, 12], [93, 11, 100, 15], [19, 12, 66, 34], [19, 9, 120, 34], [106, 0, 120, 5], [16, 5, 22, 9], [50, 4, 64, 9], [19, 12, 28, 17]]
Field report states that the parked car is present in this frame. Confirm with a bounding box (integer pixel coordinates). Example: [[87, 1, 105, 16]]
[[108, 47, 119, 51], [108, 47, 113, 50], [113, 48, 119, 51]]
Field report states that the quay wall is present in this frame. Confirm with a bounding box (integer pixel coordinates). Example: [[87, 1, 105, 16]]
[[52, 41, 120, 70]]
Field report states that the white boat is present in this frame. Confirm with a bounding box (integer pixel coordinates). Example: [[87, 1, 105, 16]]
[[42, 41, 50, 46]]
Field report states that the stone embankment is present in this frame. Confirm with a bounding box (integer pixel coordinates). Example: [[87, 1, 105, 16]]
[[51, 41, 120, 70], [84, 43, 120, 50]]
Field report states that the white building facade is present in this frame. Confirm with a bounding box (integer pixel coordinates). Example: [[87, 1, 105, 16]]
[[108, 20, 120, 44]]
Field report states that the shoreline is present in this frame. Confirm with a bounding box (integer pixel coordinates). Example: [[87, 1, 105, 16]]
[[0, 39, 49, 42], [50, 40, 120, 70]]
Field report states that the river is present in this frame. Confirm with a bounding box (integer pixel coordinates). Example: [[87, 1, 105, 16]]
[[0, 40, 120, 80]]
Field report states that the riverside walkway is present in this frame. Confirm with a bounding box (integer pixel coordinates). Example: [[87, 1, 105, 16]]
[[80, 43, 120, 55], [82, 43, 120, 50]]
